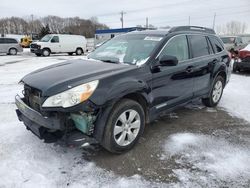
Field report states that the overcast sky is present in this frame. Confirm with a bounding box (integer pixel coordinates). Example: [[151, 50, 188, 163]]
[[1, 0, 250, 31]]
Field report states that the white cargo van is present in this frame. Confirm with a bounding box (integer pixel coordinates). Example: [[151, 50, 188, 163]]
[[30, 34, 87, 56]]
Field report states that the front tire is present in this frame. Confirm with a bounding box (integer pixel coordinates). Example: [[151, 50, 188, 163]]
[[35, 53, 41, 57], [202, 75, 225, 107], [42, 49, 50, 57], [102, 99, 145, 153]]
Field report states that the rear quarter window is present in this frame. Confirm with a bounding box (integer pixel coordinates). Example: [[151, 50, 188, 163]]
[[189, 35, 209, 58], [209, 36, 224, 53]]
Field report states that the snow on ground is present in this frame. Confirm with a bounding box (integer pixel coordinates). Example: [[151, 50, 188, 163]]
[[0, 54, 165, 188], [1, 52, 250, 187], [162, 73, 250, 187], [162, 133, 250, 187], [219, 74, 250, 123]]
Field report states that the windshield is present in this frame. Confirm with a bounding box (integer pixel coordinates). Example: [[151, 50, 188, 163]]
[[221, 37, 235, 44], [88, 34, 163, 65], [40, 35, 52, 42]]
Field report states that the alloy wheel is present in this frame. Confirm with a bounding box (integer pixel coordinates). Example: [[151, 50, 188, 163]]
[[212, 80, 223, 103], [113, 109, 141, 147]]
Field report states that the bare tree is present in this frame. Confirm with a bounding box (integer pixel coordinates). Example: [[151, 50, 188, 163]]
[[216, 21, 248, 35], [0, 15, 109, 38]]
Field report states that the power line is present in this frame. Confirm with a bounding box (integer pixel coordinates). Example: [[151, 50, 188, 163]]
[[95, 0, 197, 17], [101, 5, 249, 25], [152, 10, 250, 25]]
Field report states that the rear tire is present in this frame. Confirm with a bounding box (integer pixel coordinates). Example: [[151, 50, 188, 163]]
[[101, 99, 145, 153], [232, 62, 239, 73], [42, 49, 50, 57], [76, 48, 83, 55], [202, 75, 225, 107], [68, 52, 73, 55], [8, 48, 17, 55]]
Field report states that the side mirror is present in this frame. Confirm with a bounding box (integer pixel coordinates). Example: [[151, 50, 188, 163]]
[[159, 55, 178, 66]]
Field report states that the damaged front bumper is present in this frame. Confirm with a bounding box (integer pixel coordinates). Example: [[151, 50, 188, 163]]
[[15, 95, 98, 143]]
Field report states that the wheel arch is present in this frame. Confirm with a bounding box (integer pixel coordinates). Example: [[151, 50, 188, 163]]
[[122, 93, 149, 123], [217, 71, 227, 86], [93, 91, 150, 143], [76, 47, 83, 51], [42, 47, 51, 52], [8, 47, 17, 53]]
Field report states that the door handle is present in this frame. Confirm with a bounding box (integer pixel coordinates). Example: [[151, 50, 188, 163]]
[[186, 66, 194, 73]]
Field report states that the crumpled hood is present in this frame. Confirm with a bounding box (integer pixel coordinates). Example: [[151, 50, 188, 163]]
[[21, 59, 134, 96]]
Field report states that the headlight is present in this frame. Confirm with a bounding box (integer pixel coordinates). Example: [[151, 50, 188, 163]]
[[42, 80, 99, 108]]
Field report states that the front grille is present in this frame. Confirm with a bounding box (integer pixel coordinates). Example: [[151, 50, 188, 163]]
[[24, 85, 42, 112], [30, 43, 38, 49]]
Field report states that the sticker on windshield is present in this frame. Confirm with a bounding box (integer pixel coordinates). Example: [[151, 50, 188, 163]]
[[144, 36, 163, 41]]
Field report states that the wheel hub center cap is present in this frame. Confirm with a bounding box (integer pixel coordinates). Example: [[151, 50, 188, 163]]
[[124, 123, 129, 131]]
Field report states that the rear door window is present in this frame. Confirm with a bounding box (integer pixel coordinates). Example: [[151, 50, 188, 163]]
[[0, 38, 4, 44], [4, 38, 17, 44], [189, 35, 209, 58]]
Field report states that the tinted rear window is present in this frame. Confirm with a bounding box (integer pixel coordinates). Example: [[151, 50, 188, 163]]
[[221, 37, 235, 44], [6, 38, 18, 44], [209, 36, 224, 53], [0, 38, 18, 44], [189, 35, 209, 58]]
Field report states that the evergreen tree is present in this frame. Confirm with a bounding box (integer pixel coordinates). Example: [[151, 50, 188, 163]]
[[39, 24, 51, 39]]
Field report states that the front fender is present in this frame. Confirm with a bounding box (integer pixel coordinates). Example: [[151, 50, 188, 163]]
[[92, 78, 151, 142]]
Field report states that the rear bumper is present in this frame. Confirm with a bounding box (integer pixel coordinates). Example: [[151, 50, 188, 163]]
[[15, 95, 64, 140]]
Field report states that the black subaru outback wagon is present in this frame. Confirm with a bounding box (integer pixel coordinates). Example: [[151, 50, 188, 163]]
[[15, 26, 231, 153]]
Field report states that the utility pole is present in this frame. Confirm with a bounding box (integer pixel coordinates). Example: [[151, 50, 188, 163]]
[[31, 14, 34, 38], [213, 13, 216, 30], [188, 16, 190, 26], [146, 17, 148, 29], [120, 11, 126, 28]]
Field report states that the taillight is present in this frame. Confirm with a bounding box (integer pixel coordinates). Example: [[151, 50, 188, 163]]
[[239, 51, 248, 59]]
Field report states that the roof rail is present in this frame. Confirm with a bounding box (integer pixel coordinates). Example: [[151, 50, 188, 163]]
[[169, 26, 215, 34]]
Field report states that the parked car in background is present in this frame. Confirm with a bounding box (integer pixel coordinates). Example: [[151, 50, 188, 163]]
[[233, 44, 250, 72], [220, 36, 246, 52], [30, 34, 87, 56], [0, 37, 23, 55], [15, 26, 231, 153]]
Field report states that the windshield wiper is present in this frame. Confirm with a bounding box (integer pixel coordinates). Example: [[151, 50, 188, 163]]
[[99, 57, 120, 64], [100, 59, 119, 64]]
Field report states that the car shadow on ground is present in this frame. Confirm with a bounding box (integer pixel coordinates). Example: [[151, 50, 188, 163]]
[[59, 101, 250, 184]]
